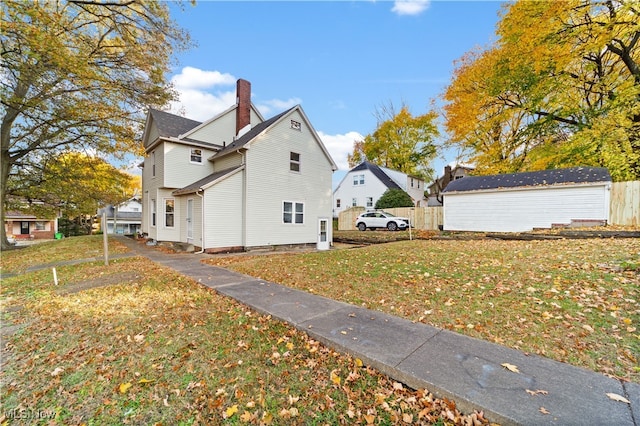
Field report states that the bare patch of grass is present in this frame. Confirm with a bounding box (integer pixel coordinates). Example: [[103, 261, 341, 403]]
[[206, 238, 640, 382]]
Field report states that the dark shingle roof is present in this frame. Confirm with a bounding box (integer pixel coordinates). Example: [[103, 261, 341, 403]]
[[149, 108, 201, 138], [351, 161, 402, 190], [212, 107, 294, 158], [443, 167, 611, 193], [172, 166, 243, 195]]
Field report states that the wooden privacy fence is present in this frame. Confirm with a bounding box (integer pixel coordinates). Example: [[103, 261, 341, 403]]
[[610, 181, 639, 226], [338, 206, 443, 231]]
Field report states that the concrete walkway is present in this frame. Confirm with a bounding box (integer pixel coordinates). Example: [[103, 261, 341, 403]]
[[116, 237, 638, 426]]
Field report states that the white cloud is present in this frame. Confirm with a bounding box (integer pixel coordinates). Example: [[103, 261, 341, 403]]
[[256, 97, 302, 117], [391, 0, 430, 16], [317, 130, 364, 171], [169, 66, 303, 122], [171, 66, 235, 90]]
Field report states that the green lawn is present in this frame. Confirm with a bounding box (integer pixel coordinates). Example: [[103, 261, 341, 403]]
[[206, 236, 640, 382], [0, 237, 491, 425]]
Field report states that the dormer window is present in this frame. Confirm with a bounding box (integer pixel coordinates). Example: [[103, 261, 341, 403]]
[[190, 148, 202, 164], [290, 120, 301, 131]]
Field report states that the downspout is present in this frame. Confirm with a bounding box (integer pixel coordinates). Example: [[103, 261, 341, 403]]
[[239, 149, 247, 249], [196, 189, 205, 254]]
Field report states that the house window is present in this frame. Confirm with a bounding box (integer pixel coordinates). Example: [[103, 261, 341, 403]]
[[283, 201, 304, 224], [455, 175, 464, 180], [366, 197, 373, 208], [336, 199, 341, 208], [35, 221, 46, 231], [151, 199, 156, 227], [290, 120, 301, 131], [165, 199, 175, 227], [190, 148, 202, 164], [352, 198, 357, 207], [152, 151, 156, 177], [353, 174, 365, 185], [290, 152, 300, 172], [411, 178, 414, 188]]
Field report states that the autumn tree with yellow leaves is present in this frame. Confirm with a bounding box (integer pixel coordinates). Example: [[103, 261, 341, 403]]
[[0, 0, 191, 248], [443, 0, 640, 181]]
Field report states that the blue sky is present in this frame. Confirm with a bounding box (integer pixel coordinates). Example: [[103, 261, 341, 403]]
[[164, 1, 504, 185]]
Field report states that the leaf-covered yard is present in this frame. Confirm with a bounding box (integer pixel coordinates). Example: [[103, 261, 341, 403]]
[[1, 237, 492, 425], [206, 237, 640, 383]]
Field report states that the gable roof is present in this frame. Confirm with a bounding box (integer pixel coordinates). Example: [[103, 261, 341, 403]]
[[149, 108, 202, 138], [212, 107, 293, 158], [172, 166, 245, 195], [350, 161, 402, 190], [443, 167, 611, 193]]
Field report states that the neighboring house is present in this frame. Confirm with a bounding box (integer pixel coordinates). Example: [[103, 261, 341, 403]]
[[4, 211, 57, 241], [442, 167, 612, 232], [98, 197, 142, 235], [140, 79, 337, 252], [427, 163, 475, 206], [332, 161, 427, 217]]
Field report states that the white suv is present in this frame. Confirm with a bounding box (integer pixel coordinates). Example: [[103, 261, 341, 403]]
[[355, 211, 410, 231]]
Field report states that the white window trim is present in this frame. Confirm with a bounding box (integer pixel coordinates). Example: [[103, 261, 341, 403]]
[[353, 174, 365, 186], [164, 198, 175, 228], [190, 148, 203, 164], [283, 200, 304, 225], [290, 152, 301, 173], [150, 198, 156, 227]]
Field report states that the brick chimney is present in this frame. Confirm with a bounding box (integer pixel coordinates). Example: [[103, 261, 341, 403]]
[[235, 79, 251, 136]]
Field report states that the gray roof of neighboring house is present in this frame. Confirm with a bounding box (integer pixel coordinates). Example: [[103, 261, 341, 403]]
[[149, 108, 202, 138], [443, 167, 611, 193], [172, 166, 244, 195], [350, 161, 402, 190], [212, 107, 294, 158]]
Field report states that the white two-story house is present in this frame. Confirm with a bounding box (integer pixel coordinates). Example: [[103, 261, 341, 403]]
[[141, 79, 337, 252], [332, 161, 427, 217]]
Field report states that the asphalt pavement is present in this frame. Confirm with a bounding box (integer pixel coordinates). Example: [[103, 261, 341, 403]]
[[116, 237, 639, 426]]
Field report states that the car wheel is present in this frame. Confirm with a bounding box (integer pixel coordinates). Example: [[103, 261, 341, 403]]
[[357, 222, 367, 231], [387, 222, 398, 231]]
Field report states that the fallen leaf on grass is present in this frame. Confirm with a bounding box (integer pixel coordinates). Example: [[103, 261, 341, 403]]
[[118, 382, 132, 394], [501, 363, 520, 373], [330, 370, 341, 385], [50, 367, 64, 377], [224, 404, 238, 418], [138, 378, 154, 384], [355, 358, 363, 368], [606, 393, 630, 404]]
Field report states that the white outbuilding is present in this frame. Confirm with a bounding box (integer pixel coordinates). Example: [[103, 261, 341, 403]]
[[442, 167, 612, 232]]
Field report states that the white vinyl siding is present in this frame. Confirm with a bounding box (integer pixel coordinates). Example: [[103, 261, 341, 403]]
[[188, 108, 263, 142], [213, 151, 243, 171], [203, 171, 244, 248], [443, 184, 610, 232], [163, 142, 217, 188], [244, 110, 332, 247]]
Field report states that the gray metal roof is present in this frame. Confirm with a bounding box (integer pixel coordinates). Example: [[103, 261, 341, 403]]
[[443, 167, 611, 193], [350, 161, 402, 190], [149, 108, 202, 138]]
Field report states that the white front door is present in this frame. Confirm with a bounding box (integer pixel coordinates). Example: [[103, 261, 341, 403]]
[[317, 218, 330, 250], [186, 199, 193, 240]]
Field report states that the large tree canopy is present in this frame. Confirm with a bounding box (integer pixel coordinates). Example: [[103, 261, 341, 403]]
[[349, 105, 439, 180], [0, 0, 191, 248], [443, 0, 640, 181]]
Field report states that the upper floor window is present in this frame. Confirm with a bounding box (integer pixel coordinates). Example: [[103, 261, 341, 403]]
[[290, 152, 300, 172], [283, 201, 304, 224], [353, 174, 365, 185], [290, 120, 301, 131], [336, 199, 341, 208], [152, 151, 156, 177], [190, 148, 202, 164]]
